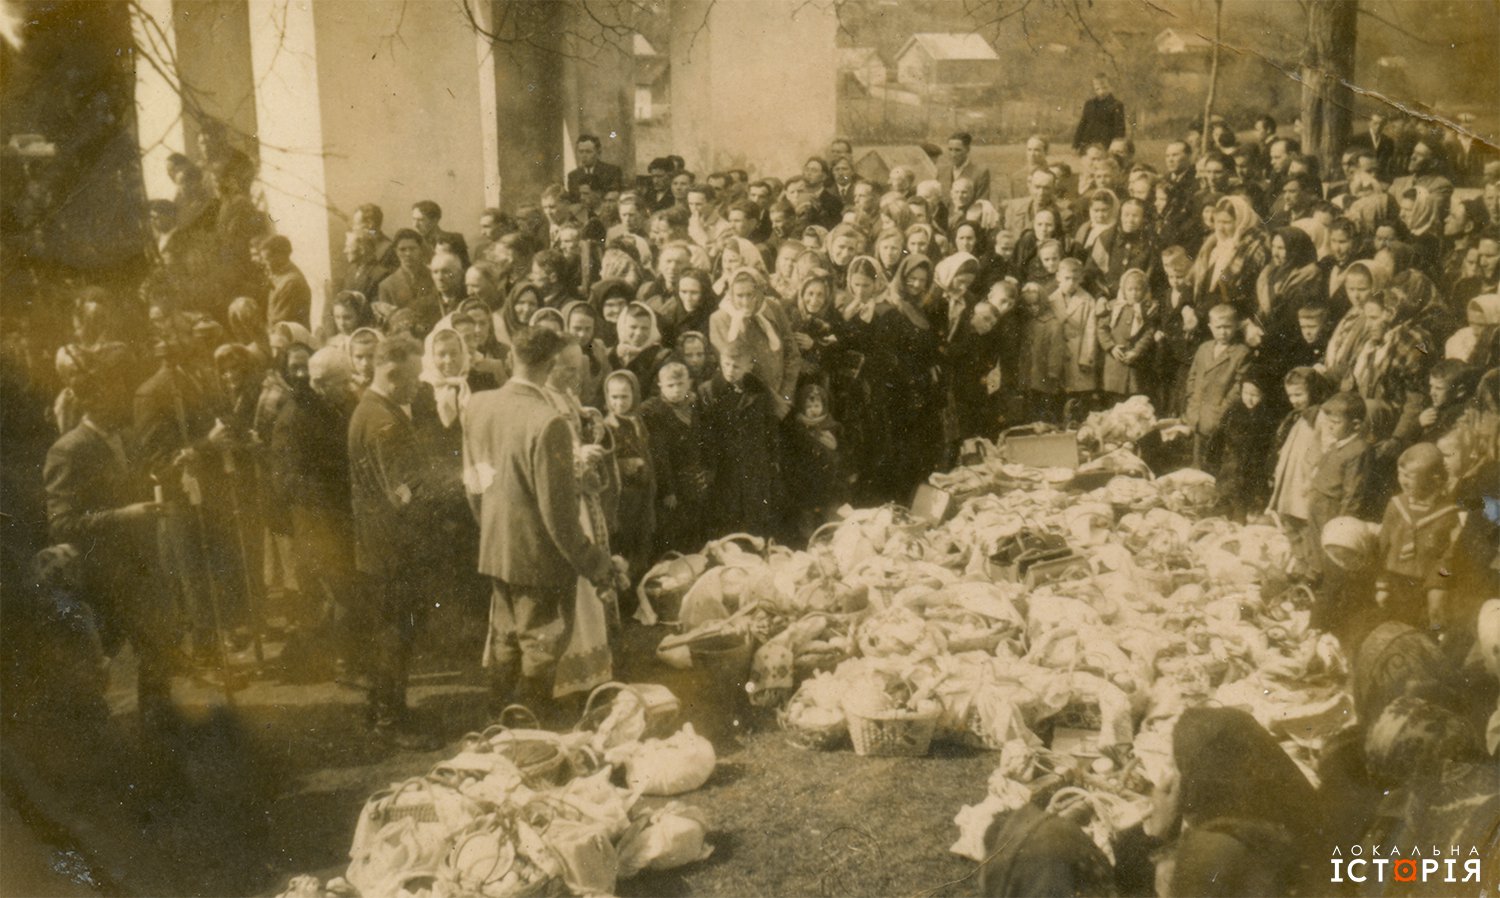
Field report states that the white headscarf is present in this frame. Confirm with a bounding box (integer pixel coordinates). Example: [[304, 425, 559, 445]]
[[1110, 268, 1150, 338], [722, 268, 781, 352], [420, 325, 471, 428]]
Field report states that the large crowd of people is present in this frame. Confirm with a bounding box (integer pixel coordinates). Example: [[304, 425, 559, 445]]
[[18, 100, 1500, 809]]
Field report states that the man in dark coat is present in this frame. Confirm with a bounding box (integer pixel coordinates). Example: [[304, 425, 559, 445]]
[[259, 234, 311, 328], [271, 346, 357, 680], [1346, 112, 1397, 183], [566, 133, 623, 200], [1072, 75, 1126, 155], [347, 334, 441, 749], [132, 316, 245, 665], [45, 347, 176, 735], [463, 328, 614, 715]]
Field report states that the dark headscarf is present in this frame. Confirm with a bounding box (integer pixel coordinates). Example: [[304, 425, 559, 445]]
[[977, 805, 1116, 898], [588, 278, 636, 348], [501, 281, 543, 342], [1275, 226, 1318, 272], [1352, 622, 1450, 726], [887, 254, 934, 306], [1171, 707, 1319, 836], [1169, 817, 1297, 898], [1364, 696, 1483, 786]]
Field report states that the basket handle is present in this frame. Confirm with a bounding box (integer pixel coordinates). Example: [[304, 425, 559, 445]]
[[498, 704, 542, 731], [446, 814, 519, 886], [577, 681, 642, 728]]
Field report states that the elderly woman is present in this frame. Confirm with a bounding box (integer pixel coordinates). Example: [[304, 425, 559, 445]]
[[1192, 194, 1270, 319], [708, 267, 802, 419], [1254, 226, 1327, 377]]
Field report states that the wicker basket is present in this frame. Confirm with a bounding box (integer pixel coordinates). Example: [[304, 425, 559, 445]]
[[778, 707, 848, 751], [483, 707, 569, 785], [846, 706, 940, 757]]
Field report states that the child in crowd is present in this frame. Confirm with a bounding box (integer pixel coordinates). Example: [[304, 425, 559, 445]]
[[1152, 246, 1200, 417], [1053, 257, 1099, 416], [1029, 238, 1063, 297], [947, 297, 1006, 441], [640, 361, 709, 555], [1413, 359, 1474, 444], [782, 382, 847, 540], [1284, 303, 1331, 370], [1183, 304, 1250, 469], [699, 344, 780, 538], [1375, 443, 1461, 634], [675, 331, 714, 387], [1213, 368, 1279, 522], [1307, 391, 1374, 581], [603, 370, 656, 587], [1269, 366, 1335, 577], [1096, 267, 1155, 404], [1018, 281, 1065, 424]]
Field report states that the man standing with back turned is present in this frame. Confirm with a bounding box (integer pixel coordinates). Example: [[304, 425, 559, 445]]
[[464, 326, 614, 723]]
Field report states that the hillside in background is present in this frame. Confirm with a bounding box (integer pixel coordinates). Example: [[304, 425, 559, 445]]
[[828, 0, 1498, 143]]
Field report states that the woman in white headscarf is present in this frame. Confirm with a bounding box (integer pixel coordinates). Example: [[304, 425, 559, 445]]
[[412, 323, 485, 619], [929, 251, 980, 342], [708, 267, 801, 418], [1192, 194, 1269, 318]]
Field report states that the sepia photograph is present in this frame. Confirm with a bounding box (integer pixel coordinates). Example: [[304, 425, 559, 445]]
[[0, 0, 1497, 895]]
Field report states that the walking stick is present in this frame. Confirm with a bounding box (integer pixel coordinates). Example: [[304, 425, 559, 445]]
[[221, 445, 266, 668], [167, 367, 237, 705]]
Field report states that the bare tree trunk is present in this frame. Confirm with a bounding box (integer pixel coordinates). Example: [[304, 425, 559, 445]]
[[1300, 0, 1359, 173], [1202, 0, 1224, 148]]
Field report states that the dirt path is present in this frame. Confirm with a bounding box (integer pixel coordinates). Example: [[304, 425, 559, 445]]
[[3, 613, 993, 898]]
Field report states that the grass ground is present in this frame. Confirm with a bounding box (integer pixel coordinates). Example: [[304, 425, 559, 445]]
[[1, 601, 995, 898]]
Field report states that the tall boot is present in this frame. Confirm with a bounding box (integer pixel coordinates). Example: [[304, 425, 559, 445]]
[[487, 659, 519, 722]]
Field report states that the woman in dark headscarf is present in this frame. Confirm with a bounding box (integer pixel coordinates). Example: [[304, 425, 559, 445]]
[[977, 805, 1116, 898], [1149, 708, 1322, 898], [844, 253, 943, 502], [498, 281, 542, 347], [1357, 697, 1499, 888], [1355, 622, 1450, 719], [1166, 818, 1297, 898], [1255, 226, 1327, 377], [1165, 707, 1320, 836], [587, 278, 636, 349]]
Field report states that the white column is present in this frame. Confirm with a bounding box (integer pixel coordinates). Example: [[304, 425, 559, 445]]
[[473, 0, 502, 210], [131, 0, 185, 200], [247, 0, 332, 323]]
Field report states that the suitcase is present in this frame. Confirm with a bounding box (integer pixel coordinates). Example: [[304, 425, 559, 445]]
[[999, 426, 1080, 469]]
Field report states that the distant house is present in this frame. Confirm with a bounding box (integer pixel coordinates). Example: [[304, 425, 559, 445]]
[[633, 33, 669, 121], [853, 145, 938, 187], [839, 46, 887, 90], [1155, 28, 1212, 55], [894, 33, 1000, 100]]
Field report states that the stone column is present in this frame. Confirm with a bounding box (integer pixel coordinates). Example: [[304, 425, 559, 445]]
[[132, 0, 184, 200], [670, 0, 837, 178], [246, 0, 332, 315], [486, 0, 568, 210], [171, 0, 257, 165]]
